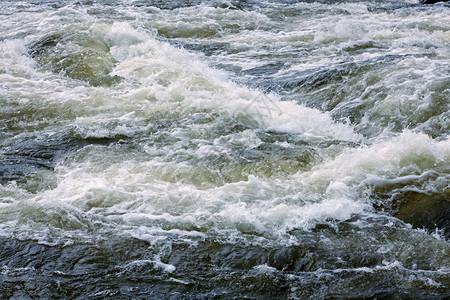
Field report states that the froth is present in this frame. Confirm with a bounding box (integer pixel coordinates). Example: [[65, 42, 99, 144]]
[[108, 28, 360, 142], [299, 131, 449, 195], [1, 3, 448, 251]]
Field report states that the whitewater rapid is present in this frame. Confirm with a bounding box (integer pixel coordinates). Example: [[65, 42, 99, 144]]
[[0, 0, 449, 298]]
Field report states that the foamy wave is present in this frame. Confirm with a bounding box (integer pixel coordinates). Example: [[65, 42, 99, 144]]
[[299, 131, 449, 194], [106, 23, 360, 141]]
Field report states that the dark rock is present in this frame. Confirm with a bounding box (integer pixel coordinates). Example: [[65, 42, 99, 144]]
[[393, 191, 450, 238]]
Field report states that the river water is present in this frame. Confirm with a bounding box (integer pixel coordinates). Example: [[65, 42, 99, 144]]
[[0, 0, 449, 298]]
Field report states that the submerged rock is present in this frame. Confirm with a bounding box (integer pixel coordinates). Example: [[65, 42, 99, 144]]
[[29, 32, 121, 86], [0, 132, 127, 190], [393, 191, 450, 238], [373, 187, 450, 238]]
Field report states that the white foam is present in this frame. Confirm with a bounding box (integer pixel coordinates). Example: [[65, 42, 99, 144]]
[[2, 15, 361, 144], [253, 264, 278, 275], [123, 258, 176, 273], [1, 2, 448, 254], [207, 95, 361, 141], [107, 29, 360, 142], [298, 131, 449, 194]]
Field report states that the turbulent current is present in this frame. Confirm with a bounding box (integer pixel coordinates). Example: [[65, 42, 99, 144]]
[[0, 0, 449, 298]]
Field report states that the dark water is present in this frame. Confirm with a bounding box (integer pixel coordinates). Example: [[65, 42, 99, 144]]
[[1, 0, 449, 298]]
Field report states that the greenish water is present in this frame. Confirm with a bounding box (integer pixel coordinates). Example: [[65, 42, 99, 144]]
[[0, 0, 449, 298]]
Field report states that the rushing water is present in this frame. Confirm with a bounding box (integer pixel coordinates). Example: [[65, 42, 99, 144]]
[[0, 0, 449, 298]]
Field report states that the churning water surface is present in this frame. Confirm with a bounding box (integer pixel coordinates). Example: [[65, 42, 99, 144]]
[[0, 0, 449, 298]]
